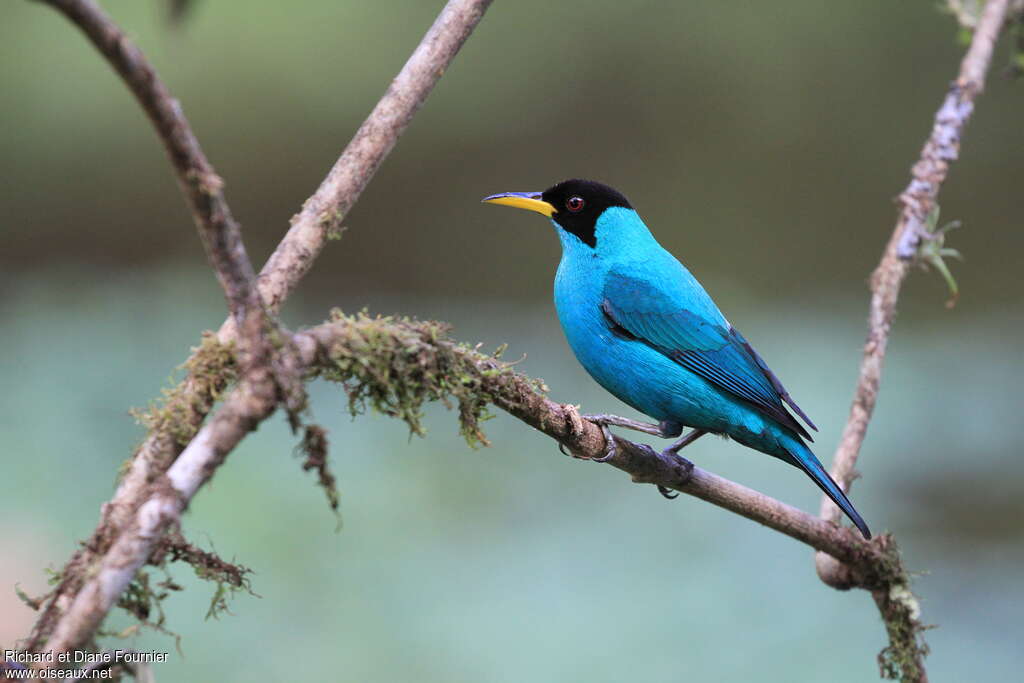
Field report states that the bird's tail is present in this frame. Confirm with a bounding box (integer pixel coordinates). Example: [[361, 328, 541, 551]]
[[781, 435, 872, 539]]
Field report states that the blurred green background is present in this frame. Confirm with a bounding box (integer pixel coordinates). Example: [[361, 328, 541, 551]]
[[2, 0, 1022, 680]]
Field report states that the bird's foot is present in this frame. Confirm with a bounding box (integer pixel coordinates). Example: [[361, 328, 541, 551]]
[[634, 430, 706, 500], [631, 444, 683, 498], [558, 408, 617, 461], [587, 420, 618, 462], [557, 426, 618, 462]]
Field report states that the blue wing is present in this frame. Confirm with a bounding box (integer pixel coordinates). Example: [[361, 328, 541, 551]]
[[601, 270, 817, 440]]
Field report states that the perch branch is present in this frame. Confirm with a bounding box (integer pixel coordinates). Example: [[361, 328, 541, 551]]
[[37, 313, 897, 660], [26, 0, 494, 650]]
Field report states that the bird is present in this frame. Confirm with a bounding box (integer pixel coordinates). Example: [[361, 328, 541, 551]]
[[483, 179, 871, 539]]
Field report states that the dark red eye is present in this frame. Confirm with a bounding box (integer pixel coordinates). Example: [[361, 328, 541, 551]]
[[566, 196, 584, 212]]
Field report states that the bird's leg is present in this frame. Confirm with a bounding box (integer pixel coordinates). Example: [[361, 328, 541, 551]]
[[581, 413, 664, 436], [566, 414, 696, 464], [657, 420, 684, 438], [664, 428, 707, 455], [654, 429, 707, 499]]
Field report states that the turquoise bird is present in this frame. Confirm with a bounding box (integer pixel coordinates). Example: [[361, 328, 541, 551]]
[[483, 179, 870, 538]]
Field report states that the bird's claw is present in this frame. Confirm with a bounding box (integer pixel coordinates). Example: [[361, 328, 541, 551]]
[[557, 431, 616, 462], [558, 413, 621, 462], [634, 442, 692, 501], [657, 485, 679, 499], [588, 420, 618, 462]]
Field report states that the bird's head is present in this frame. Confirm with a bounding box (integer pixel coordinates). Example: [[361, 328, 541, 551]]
[[483, 179, 643, 253]]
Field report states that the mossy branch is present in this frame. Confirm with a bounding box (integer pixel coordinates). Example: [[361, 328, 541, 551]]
[[304, 313, 935, 678], [30, 309, 921, 671]]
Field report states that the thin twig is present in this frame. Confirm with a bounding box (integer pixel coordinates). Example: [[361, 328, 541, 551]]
[[257, 0, 496, 314], [25, 0, 494, 650], [818, 0, 1009, 535], [37, 0, 261, 338], [813, 1, 1011, 679], [819, 0, 1003, 532]]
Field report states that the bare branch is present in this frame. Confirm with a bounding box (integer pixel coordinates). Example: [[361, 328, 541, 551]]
[[946, 0, 1024, 28], [258, 0, 495, 314], [819, 0, 1010, 530], [38, 0, 261, 336], [813, 2, 1012, 678], [25, 0, 494, 650]]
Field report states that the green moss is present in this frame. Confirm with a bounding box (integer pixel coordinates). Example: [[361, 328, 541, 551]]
[[872, 537, 932, 681], [129, 332, 238, 459], [297, 424, 341, 521], [316, 310, 518, 448], [15, 584, 43, 611], [108, 570, 182, 653], [44, 566, 63, 586], [101, 533, 255, 652], [318, 208, 347, 238], [877, 594, 932, 682]]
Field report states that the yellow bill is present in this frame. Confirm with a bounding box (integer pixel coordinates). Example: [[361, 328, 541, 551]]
[[482, 191, 557, 217]]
